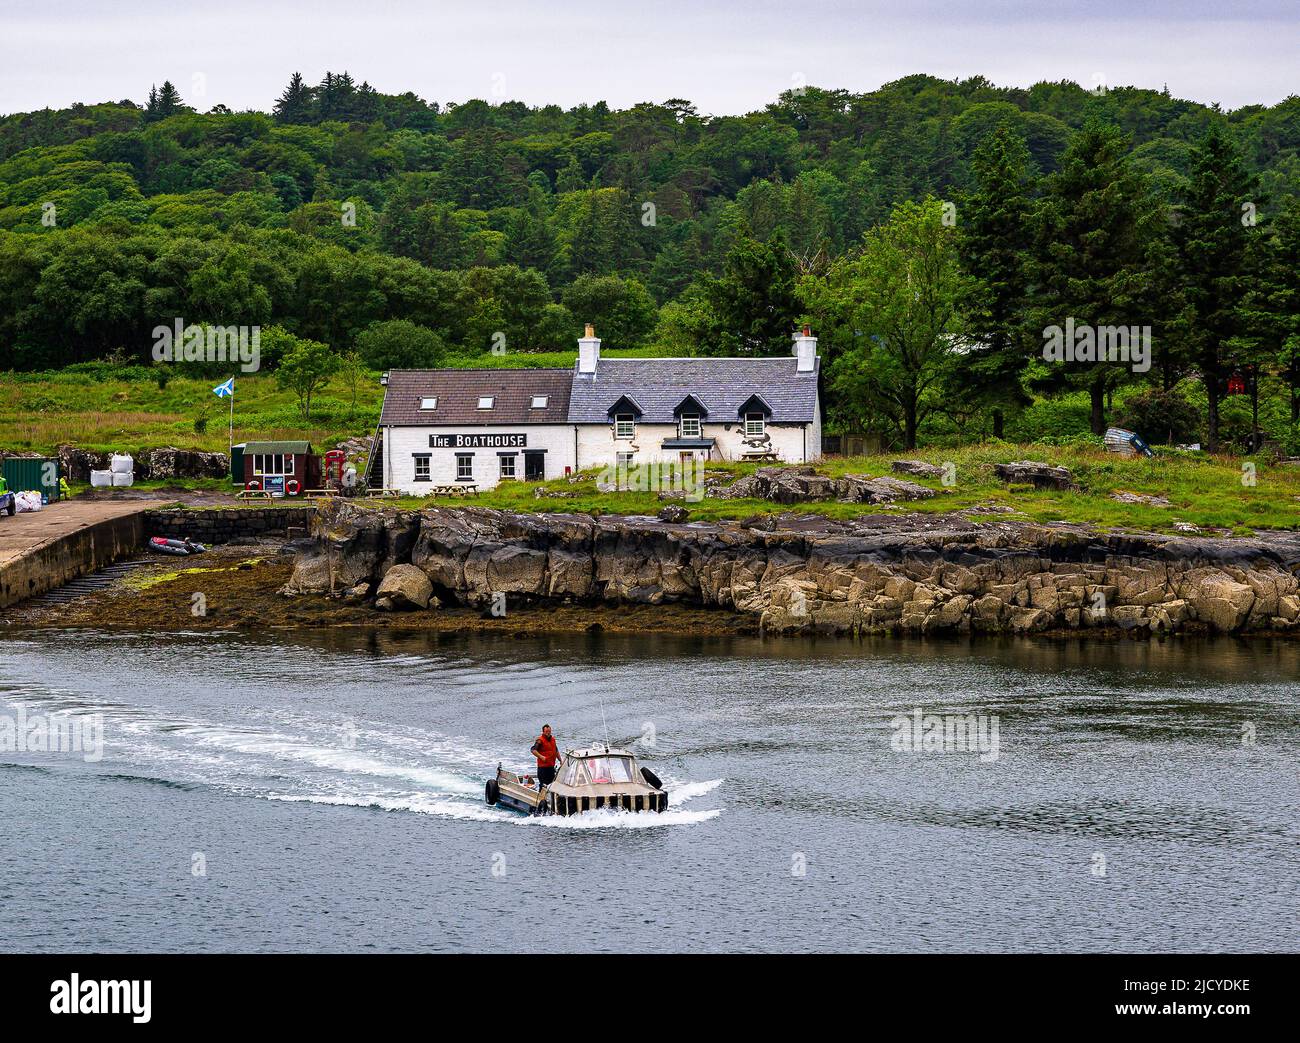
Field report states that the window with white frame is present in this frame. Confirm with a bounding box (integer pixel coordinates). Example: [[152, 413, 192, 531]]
[[499, 454, 516, 479], [679, 413, 701, 438], [252, 453, 289, 476], [456, 453, 474, 481], [745, 412, 766, 437], [614, 413, 635, 438], [530, 395, 548, 409], [420, 397, 438, 410], [616, 452, 634, 468], [413, 455, 431, 481], [477, 396, 494, 409]]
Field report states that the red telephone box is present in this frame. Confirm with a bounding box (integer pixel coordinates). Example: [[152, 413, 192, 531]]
[[323, 450, 346, 488]]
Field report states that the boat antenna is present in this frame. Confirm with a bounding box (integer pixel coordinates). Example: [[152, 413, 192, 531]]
[[597, 688, 611, 752]]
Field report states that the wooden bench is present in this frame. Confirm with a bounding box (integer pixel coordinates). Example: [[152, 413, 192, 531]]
[[235, 489, 274, 500]]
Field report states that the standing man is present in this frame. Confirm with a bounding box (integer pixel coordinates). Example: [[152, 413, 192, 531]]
[[530, 724, 562, 790]]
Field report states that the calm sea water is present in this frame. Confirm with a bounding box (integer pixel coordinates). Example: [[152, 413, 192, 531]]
[[1, 628, 1297, 953]]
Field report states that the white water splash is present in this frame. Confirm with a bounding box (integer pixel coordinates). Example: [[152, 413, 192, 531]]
[[1, 686, 722, 829]]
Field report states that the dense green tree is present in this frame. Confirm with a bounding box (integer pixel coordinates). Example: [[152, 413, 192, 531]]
[[954, 125, 1035, 436], [697, 229, 801, 356], [144, 81, 185, 123], [1172, 126, 1260, 450], [355, 319, 446, 369], [1027, 118, 1159, 434], [275, 332, 339, 419], [560, 274, 657, 349], [806, 198, 967, 448]]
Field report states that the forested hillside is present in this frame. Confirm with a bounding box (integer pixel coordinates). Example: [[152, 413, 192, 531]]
[[1, 73, 1298, 450]]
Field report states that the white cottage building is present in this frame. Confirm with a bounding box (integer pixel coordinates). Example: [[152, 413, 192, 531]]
[[376, 368, 575, 492], [374, 326, 822, 493], [568, 326, 821, 470]]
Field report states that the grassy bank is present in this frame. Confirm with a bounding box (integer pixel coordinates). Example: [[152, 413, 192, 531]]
[[371, 444, 1300, 534], [0, 346, 675, 456]]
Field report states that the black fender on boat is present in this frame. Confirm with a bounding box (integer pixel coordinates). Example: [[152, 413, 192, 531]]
[[640, 766, 662, 790], [484, 779, 499, 806]]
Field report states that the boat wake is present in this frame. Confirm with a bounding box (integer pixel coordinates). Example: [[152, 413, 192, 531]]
[[0, 686, 722, 829]]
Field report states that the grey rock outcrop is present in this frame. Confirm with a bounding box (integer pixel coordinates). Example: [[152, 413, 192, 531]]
[[993, 461, 1074, 490], [142, 447, 229, 480], [281, 500, 1300, 638], [891, 460, 945, 479], [710, 466, 934, 505]]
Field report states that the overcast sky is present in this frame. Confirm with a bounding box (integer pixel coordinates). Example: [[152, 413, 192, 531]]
[[1, 0, 1296, 117]]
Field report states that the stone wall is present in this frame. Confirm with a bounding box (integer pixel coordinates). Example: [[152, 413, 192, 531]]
[[280, 501, 1300, 637], [144, 507, 314, 544], [0, 510, 146, 609]]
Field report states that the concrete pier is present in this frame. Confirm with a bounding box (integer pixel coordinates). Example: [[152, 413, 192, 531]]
[[0, 500, 156, 610]]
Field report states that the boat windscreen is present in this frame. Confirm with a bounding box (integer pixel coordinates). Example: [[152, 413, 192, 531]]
[[584, 756, 634, 784]]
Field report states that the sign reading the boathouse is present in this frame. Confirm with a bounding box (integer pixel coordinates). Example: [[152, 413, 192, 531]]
[[430, 433, 527, 449]]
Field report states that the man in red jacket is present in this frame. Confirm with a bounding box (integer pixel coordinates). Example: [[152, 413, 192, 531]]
[[530, 724, 562, 790]]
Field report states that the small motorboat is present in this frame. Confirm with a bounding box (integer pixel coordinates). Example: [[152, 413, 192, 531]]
[[485, 743, 667, 816], [148, 536, 207, 556]]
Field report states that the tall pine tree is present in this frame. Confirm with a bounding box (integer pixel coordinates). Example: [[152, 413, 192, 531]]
[[1173, 126, 1259, 450], [274, 72, 315, 124], [955, 124, 1034, 437], [1028, 118, 1157, 434]]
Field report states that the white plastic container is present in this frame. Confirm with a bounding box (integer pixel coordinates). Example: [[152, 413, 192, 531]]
[[90, 470, 113, 487], [110, 453, 134, 474], [15, 491, 42, 512], [111, 471, 134, 487]]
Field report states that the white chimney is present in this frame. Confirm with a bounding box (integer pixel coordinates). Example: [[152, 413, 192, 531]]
[[578, 322, 601, 375], [792, 325, 817, 372]]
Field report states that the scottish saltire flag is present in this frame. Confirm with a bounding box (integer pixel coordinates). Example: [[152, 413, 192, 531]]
[[212, 377, 235, 398]]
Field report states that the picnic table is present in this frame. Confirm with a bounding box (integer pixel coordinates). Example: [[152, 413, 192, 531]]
[[235, 489, 274, 500], [364, 488, 401, 498], [430, 484, 479, 498]]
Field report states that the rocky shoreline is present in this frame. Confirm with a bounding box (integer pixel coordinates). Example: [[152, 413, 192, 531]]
[[280, 501, 1300, 638]]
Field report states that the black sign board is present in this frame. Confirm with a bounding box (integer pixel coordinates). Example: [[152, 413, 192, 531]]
[[430, 433, 527, 449]]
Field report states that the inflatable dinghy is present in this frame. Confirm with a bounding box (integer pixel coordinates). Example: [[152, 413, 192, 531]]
[[148, 536, 207, 556]]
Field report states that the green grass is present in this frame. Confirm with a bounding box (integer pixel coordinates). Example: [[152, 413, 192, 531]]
[[0, 367, 383, 456], [0, 346, 676, 457], [370, 444, 1300, 534], [8, 361, 1300, 534]]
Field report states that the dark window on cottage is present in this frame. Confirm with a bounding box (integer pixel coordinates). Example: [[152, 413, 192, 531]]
[[413, 454, 431, 481], [499, 455, 516, 479], [456, 453, 474, 481]]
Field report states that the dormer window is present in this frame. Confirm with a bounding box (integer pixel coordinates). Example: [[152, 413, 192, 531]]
[[420, 397, 438, 410], [745, 412, 766, 437], [679, 413, 701, 438], [614, 413, 635, 439], [477, 396, 495, 409], [530, 395, 548, 409]]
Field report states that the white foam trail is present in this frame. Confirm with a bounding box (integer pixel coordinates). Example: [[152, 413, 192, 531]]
[[2, 683, 722, 828], [667, 778, 724, 805], [527, 807, 722, 829]]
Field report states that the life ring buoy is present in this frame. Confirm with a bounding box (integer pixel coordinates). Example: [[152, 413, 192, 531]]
[[286, 479, 300, 495], [246, 480, 260, 491]]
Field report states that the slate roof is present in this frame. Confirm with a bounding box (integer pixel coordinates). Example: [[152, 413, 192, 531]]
[[568, 357, 819, 424], [244, 440, 312, 454], [379, 369, 573, 426]]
